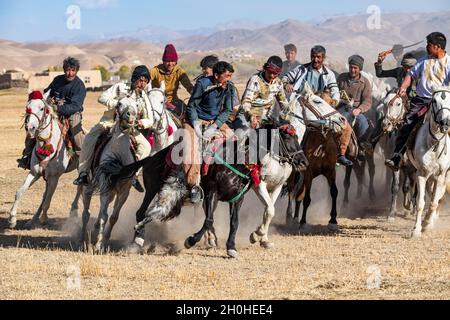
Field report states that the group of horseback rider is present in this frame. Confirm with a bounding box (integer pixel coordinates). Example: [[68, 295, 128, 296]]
[[17, 31, 450, 203]]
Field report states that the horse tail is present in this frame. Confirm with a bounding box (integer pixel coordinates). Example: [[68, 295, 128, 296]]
[[145, 170, 189, 223], [116, 146, 172, 180], [92, 157, 126, 194]]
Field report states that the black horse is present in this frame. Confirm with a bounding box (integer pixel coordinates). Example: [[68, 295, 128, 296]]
[[112, 121, 307, 257]]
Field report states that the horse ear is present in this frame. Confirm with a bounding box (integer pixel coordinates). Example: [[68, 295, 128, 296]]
[[43, 89, 51, 101], [160, 81, 165, 93]]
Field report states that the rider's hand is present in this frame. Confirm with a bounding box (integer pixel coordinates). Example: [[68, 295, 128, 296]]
[[203, 124, 218, 140], [250, 115, 259, 129], [396, 87, 406, 97], [285, 84, 294, 94], [352, 108, 362, 117], [137, 120, 144, 129], [377, 51, 389, 64]]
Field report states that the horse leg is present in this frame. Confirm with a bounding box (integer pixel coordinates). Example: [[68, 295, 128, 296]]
[[204, 197, 219, 248], [226, 199, 243, 258], [80, 186, 94, 248], [299, 178, 312, 231], [128, 187, 160, 253], [367, 154, 376, 202], [412, 176, 427, 237], [69, 185, 83, 218], [388, 170, 400, 221], [423, 175, 446, 232], [355, 163, 365, 198], [250, 181, 275, 248], [103, 185, 131, 244], [327, 172, 339, 231], [285, 173, 296, 226], [294, 184, 305, 222], [185, 191, 218, 249], [9, 172, 40, 229], [94, 193, 111, 253], [258, 184, 284, 248], [343, 166, 351, 208], [25, 176, 59, 229]]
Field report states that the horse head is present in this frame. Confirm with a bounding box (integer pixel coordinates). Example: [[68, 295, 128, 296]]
[[263, 119, 309, 172], [382, 89, 407, 133], [430, 87, 450, 134], [25, 91, 53, 139], [116, 95, 138, 130], [298, 82, 347, 133]]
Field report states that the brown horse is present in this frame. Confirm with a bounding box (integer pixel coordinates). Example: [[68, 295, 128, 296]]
[[285, 127, 344, 231]]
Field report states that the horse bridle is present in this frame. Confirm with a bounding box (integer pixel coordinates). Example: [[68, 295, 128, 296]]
[[430, 89, 450, 126], [278, 130, 304, 166], [147, 88, 171, 136], [384, 92, 406, 131], [26, 101, 54, 141]]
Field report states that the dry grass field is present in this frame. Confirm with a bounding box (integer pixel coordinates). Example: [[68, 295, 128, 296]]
[[0, 88, 449, 300]]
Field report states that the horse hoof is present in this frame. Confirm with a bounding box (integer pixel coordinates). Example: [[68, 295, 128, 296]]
[[167, 243, 183, 256], [94, 242, 105, 254], [411, 230, 422, 238], [298, 223, 312, 234], [249, 232, 260, 244], [387, 216, 396, 222], [8, 217, 17, 229], [207, 238, 217, 248], [422, 224, 434, 233], [126, 242, 144, 255], [260, 241, 274, 249], [227, 249, 238, 258], [24, 220, 37, 230], [327, 223, 339, 232], [184, 237, 195, 249]]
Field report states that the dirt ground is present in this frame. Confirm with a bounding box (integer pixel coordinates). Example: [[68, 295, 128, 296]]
[[0, 88, 449, 300]]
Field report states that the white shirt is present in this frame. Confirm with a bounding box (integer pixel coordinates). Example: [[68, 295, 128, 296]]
[[409, 54, 450, 98]]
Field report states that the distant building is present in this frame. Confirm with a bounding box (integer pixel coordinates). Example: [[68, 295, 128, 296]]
[[28, 70, 102, 91], [0, 70, 28, 89]]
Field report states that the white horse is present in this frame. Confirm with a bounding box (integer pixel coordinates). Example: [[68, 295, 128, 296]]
[[378, 90, 418, 220], [9, 91, 82, 229], [80, 95, 140, 252], [407, 88, 450, 237], [81, 84, 176, 252], [145, 81, 178, 155]]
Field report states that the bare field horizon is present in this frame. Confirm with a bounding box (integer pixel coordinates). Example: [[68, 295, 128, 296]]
[[0, 88, 449, 300]]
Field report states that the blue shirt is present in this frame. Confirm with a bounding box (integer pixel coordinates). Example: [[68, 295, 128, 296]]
[[186, 76, 234, 128], [45, 75, 86, 117]]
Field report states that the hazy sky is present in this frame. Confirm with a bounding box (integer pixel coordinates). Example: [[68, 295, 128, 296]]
[[0, 0, 448, 42]]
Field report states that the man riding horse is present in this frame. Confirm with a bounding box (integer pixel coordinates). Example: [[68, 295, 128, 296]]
[[337, 54, 373, 159], [17, 57, 86, 169], [241, 55, 289, 129], [385, 32, 450, 171], [183, 61, 236, 203], [366, 51, 418, 153], [281, 45, 354, 166], [73, 65, 154, 192], [150, 44, 194, 122]]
